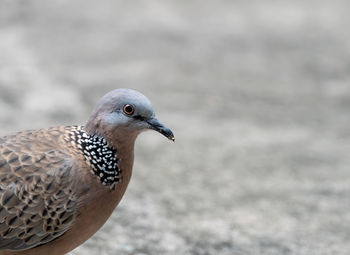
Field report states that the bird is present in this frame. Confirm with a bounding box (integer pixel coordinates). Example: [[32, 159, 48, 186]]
[[0, 88, 174, 255]]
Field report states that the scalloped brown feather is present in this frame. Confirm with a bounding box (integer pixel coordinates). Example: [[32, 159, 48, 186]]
[[0, 127, 79, 251]]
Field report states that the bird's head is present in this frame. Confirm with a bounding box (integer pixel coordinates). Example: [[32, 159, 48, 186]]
[[85, 89, 175, 146]]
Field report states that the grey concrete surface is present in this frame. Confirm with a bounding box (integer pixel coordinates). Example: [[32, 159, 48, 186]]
[[1, 0, 350, 254]]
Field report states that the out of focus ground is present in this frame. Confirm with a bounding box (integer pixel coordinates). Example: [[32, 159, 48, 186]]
[[1, 0, 350, 254]]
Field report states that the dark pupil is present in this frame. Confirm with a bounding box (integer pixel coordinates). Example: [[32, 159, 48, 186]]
[[125, 105, 133, 113]]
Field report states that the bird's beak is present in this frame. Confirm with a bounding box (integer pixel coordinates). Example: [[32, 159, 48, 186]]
[[146, 117, 175, 141]]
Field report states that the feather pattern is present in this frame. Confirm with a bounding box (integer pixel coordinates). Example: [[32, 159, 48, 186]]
[[0, 127, 80, 251]]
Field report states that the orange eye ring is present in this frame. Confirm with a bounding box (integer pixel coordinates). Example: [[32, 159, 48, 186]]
[[123, 104, 135, 115]]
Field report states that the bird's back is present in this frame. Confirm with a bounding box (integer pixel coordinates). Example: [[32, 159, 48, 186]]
[[0, 126, 81, 252]]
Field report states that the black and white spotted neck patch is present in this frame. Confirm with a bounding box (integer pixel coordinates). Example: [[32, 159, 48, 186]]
[[68, 126, 120, 187]]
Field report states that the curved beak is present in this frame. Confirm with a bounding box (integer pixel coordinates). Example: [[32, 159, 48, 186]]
[[146, 118, 175, 141]]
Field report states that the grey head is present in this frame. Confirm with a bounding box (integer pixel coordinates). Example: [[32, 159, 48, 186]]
[[85, 89, 174, 147]]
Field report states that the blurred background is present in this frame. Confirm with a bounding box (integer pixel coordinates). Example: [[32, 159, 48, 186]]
[[1, 0, 350, 254]]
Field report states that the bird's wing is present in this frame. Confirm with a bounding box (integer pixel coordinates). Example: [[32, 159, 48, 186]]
[[0, 131, 78, 251]]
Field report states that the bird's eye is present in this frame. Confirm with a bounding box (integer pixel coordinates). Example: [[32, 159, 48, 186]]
[[123, 104, 135, 115]]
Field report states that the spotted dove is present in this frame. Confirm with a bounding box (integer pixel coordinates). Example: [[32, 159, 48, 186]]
[[0, 89, 174, 255]]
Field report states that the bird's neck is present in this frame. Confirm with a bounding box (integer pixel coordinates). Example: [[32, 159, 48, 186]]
[[87, 126, 138, 153], [100, 128, 137, 191], [83, 123, 139, 182]]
